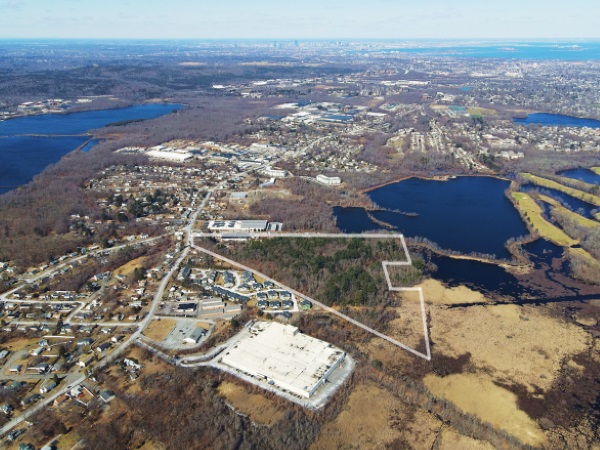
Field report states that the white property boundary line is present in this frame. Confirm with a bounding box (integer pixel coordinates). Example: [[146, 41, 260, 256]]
[[192, 232, 431, 361]]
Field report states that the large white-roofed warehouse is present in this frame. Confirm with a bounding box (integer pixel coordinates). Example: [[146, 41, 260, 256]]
[[219, 321, 347, 399]]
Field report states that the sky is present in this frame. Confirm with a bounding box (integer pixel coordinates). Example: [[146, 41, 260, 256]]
[[0, 0, 599, 40]]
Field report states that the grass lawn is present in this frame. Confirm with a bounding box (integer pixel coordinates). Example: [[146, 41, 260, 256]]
[[143, 318, 177, 342], [467, 106, 496, 116], [113, 256, 147, 277], [511, 192, 578, 247], [522, 173, 600, 206]]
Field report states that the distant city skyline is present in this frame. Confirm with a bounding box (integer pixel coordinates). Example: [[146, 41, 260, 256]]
[[0, 0, 599, 40]]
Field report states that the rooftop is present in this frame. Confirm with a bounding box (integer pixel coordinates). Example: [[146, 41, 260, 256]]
[[220, 321, 345, 398]]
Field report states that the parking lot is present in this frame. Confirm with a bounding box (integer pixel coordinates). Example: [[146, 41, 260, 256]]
[[161, 319, 210, 350]]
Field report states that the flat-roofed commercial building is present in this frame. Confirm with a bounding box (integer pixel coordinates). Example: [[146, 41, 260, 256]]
[[220, 322, 346, 399], [262, 166, 287, 178]]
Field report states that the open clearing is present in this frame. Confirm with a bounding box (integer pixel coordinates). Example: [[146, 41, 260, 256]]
[[429, 304, 590, 392], [511, 192, 578, 247], [359, 337, 418, 372], [417, 278, 488, 305], [113, 256, 147, 277], [313, 382, 444, 449], [438, 427, 495, 450], [143, 318, 177, 342], [425, 373, 546, 447], [4, 336, 41, 350], [311, 382, 405, 449], [467, 106, 496, 116], [217, 381, 284, 425], [522, 173, 600, 206]]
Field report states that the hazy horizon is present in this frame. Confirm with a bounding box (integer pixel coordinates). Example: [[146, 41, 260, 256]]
[[0, 0, 599, 40]]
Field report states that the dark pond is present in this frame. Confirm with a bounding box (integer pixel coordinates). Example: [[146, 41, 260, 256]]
[[428, 253, 543, 299], [335, 176, 529, 259], [558, 168, 600, 185]]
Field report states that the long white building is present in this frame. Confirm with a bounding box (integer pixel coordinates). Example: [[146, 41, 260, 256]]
[[316, 174, 341, 185], [262, 166, 288, 178]]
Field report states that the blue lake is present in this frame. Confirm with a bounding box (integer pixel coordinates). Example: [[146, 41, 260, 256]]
[[559, 168, 600, 185], [514, 113, 600, 128], [0, 103, 181, 194], [335, 176, 529, 259], [80, 139, 103, 153]]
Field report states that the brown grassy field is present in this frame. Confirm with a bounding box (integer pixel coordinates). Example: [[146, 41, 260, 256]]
[[4, 336, 41, 350], [311, 382, 406, 449], [311, 381, 488, 450], [429, 304, 590, 392], [425, 373, 546, 447], [418, 278, 488, 305], [438, 427, 496, 450], [217, 381, 284, 425], [113, 256, 147, 277], [142, 319, 176, 342], [467, 106, 496, 116]]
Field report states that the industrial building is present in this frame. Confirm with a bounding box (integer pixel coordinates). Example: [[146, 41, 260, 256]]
[[207, 219, 283, 235], [220, 322, 346, 399], [316, 174, 342, 185]]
